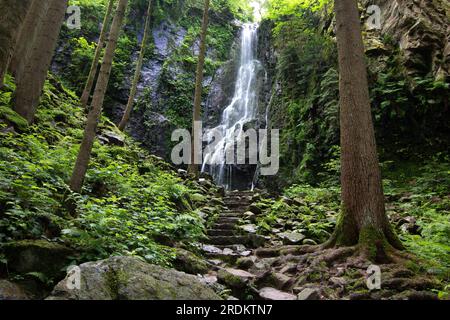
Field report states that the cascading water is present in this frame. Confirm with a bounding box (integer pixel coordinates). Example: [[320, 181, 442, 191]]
[[202, 23, 263, 190]]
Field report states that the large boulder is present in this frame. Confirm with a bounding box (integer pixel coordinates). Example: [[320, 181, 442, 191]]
[[46, 256, 221, 300], [2, 240, 74, 278]]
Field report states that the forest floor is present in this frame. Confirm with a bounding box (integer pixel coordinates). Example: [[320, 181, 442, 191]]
[[0, 75, 449, 300], [197, 190, 448, 300]]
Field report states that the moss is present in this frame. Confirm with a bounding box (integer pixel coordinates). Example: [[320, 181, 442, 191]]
[[217, 269, 247, 289], [104, 268, 129, 300], [0, 106, 28, 131]]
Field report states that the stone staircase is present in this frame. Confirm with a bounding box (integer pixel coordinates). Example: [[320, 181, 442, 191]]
[[202, 190, 258, 263]]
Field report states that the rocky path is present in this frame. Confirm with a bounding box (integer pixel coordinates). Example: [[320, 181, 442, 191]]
[[200, 191, 304, 300], [202, 191, 257, 264], [197, 190, 440, 301]]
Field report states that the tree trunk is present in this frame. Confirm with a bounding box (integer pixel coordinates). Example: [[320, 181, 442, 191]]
[[188, 0, 210, 177], [9, 0, 51, 82], [80, 0, 116, 109], [0, 0, 33, 87], [12, 0, 68, 123], [70, 0, 129, 193], [328, 0, 402, 255], [118, 0, 153, 131]]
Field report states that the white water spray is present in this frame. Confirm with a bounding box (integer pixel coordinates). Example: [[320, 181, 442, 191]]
[[202, 23, 262, 189]]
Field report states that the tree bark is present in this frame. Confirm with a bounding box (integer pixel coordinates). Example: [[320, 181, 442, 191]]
[[70, 0, 129, 193], [80, 0, 116, 109], [188, 0, 210, 177], [0, 0, 33, 87], [9, 0, 51, 82], [118, 0, 153, 131], [12, 0, 68, 123], [328, 0, 402, 255]]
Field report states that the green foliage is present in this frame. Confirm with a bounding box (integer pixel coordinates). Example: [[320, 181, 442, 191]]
[[255, 184, 339, 243], [0, 75, 209, 267], [382, 156, 450, 280], [265, 7, 338, 186]]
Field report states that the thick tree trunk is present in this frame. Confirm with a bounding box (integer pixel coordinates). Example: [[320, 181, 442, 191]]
[[12, 0, 68, 123], [80, 0, 116, 109], [328, 0, 402, 255], [70, 0, 129, 193], [118, 0, 153, 131], [188, 0, 210, 177], [0, 0, 33, 86], [9, 0, 51, 82]]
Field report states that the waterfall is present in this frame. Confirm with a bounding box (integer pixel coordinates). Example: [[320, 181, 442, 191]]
[[202, 23, 263, 190]]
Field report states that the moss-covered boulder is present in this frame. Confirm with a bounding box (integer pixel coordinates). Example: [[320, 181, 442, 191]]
[[173, 249, 209, 275], [2, 240, 74, 278], [47, 256, 221, 300]]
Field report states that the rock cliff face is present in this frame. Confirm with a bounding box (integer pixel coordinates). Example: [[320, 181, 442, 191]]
[[111, 9, 241, 160], [52, 1, 242, 160], [362, 0, 450, 80]]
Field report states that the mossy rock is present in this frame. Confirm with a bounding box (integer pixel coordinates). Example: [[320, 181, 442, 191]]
[[190, 193, 207, 204], [2, 240, 74, 279], [173, 249, 209, 275], [0, 106, 28, 131], [47, 256, 221, 300]]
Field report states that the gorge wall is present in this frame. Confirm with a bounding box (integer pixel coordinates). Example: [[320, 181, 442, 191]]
[[255, 0, 450, 190]]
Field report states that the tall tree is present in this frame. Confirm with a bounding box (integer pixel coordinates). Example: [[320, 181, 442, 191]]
[[12, 0, 68, 123], [80, 0, 116, 108], [0, 0, 33, 87], [188, 0, 210, 177], [8, 0, 51, 82], [118, 0, 153, 131], [327, 0, 402, 256], [70, 0, 129, 193]]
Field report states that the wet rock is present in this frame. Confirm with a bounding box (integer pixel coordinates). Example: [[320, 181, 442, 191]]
[[398, 216, 421, 235], [236, 257, 255, 270], [202, 245, 223, 255], [99, 131, 125, 146], [173, 249, 209, 275], [217, 268, 256, 289], [0, 280, 31, 300], [277, 232, 306, 245], [259, 287, 296, 300], [47, 256, 221, 300], [297, 288, 321, 300], [241, 224, 257, 234], [243, 211, 256, 222], [2, 240, 73, 279]]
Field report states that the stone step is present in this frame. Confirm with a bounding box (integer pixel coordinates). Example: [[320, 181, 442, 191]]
[[226, 191, 254, 196], [217, 216, 240, 224], [225, 202, 249, 209], [224, 207, 247, 213], [208, 236, 249, 246], [207, 229, 236, 237], [221, 211, 243, 217], [213, 244, 248, 251], [214, 223, 236, 230]]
